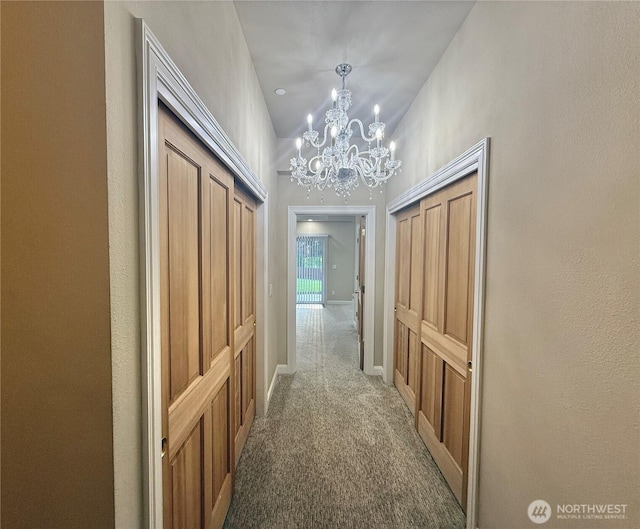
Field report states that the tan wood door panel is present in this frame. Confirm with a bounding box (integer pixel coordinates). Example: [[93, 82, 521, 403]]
[[417, 172, 477, 511], [393, 204, 422, 413], [159, 105, 234, 529], [233, 186, 256, 462]]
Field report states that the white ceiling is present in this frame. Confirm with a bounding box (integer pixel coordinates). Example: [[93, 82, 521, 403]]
[[234, 1, 475, 139]]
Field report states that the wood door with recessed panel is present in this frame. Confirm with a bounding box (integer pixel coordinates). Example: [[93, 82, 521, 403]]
[[417, 173, 477, 510], [393, 204, 422, 413], [233, 186, 256, 461], [159, 105, 234, 529]]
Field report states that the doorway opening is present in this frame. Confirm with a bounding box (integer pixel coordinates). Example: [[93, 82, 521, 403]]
[[287, 206, 377, 376]]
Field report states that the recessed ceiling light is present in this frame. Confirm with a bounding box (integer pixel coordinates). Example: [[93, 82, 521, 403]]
[[307, 219, 313, 222], [274, 88, 286, 96]]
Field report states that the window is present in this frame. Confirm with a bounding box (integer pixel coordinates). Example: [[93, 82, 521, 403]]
[[296, 235, 327, 304]]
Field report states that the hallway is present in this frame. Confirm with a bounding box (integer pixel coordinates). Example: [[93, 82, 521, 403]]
[[223, 304, 465, 528]]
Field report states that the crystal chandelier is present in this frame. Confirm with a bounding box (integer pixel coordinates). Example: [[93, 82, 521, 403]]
[[290, 63, 401, 200]]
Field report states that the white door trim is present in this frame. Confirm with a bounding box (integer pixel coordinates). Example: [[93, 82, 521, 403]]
[[136, 20, 269, 529], [287, 206, 376, 375], [383, 138, 490, 529]]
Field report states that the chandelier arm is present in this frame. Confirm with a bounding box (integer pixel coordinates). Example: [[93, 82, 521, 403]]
[[316, 171, 329, 191], [369, 169, 393, 183], [307, 154, 321, 175], [357, 148, 375, 158], [306, 122, 333, 149], [355, 156, 375, 176], [346, 144, 360, 158], [307, 157, 330, 189], [357, 156, 393, 185], [357, 149, 386, 175], [348, 118, 377, 143]]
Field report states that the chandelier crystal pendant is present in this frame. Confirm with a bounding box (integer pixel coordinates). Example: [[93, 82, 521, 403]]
[[290, 63, 401, 200]]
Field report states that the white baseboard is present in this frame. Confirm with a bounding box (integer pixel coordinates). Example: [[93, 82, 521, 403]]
[[265, 368, 278, 412], [372, 366, 383, 377], [326, 300, 353, 305], [266, 364, 293, 410], [276, 364, 296, 375]]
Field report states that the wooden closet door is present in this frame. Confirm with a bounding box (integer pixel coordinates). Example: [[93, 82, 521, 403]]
[[159, 106, 234, 529], [233, 186, 256, 462], [417, 172, 477, 510], [393, 204, 423, 413]]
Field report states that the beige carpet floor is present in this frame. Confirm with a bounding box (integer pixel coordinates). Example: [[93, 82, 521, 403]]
[[223, 304, 466, 529]]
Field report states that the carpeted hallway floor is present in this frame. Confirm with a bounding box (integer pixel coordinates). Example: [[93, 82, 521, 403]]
[[223, 304, 466, 529]]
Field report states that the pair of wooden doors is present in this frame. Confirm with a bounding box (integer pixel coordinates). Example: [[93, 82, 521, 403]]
[[158, 105, 256, 529], [394, 173, 477, 511]]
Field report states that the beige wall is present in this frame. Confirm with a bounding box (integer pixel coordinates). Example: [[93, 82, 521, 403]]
[[104, 2, 279, 526], [388, 2, 640, 527], [297, 220, 357, 302], [1, 2, 115, 528]]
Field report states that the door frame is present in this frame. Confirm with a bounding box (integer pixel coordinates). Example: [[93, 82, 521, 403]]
[[287, 206, 376, 375], [383, 138, 489, 529], [137, 20, 268, 529], [357, 215, 366, 370], [353, 220, 361, 328]]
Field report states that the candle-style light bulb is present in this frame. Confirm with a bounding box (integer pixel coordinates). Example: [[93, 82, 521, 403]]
[[331, 125, 338, 138], [374, 104, 380, 123], [390, 141, 396, 161], [375, 127, 382, 148], [296, 138, 302, 156], [307, 114, 313, 132], [331, 89, 338, 102], [315, 160, 321, 171]]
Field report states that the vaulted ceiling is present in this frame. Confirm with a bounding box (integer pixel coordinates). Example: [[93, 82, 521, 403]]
[[234, 1, 475, 140]]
